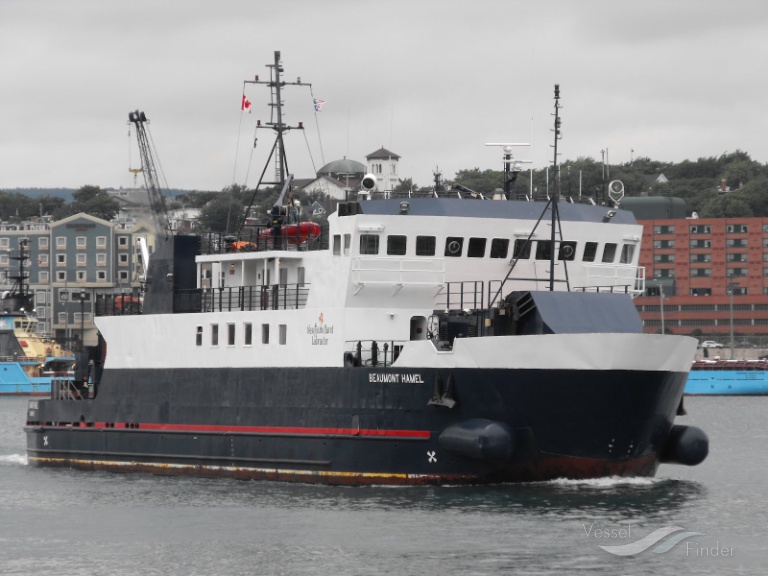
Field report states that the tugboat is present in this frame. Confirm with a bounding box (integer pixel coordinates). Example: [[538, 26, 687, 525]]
[[25, 53, 708, 484], [1, 238, 75, 396]]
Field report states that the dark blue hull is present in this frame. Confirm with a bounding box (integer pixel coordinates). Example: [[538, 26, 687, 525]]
[[26, 366, 688, 484]]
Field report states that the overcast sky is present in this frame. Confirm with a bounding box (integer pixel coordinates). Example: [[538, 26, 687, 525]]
[[2, 0, 767, 193]]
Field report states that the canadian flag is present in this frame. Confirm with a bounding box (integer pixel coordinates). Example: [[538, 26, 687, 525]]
[[241, 94, 252, 112]]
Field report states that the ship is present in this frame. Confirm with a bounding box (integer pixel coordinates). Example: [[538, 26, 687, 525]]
[[1, 238, 75, 396], [685, 358, 768, 395], [24, 53, 708, 484]]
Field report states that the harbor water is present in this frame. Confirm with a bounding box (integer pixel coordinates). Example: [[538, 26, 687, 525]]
[[1, 396, 765, 575]]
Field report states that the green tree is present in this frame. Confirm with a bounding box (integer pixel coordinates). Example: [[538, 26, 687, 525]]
[[698, 193, 753, 218], [68, 185, 120, 221]]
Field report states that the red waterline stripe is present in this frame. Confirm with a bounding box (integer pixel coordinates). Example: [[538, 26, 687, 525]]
[[93, 422, 430, 438]]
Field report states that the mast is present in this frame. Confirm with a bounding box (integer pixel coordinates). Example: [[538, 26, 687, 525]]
[[549, 85, 562, 291], [237, 51, 311, 235]]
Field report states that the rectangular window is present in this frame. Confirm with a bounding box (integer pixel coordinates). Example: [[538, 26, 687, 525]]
[[119, 253, 129, 265], [279, 324, 287, 345], [298, 267, 306, 287], [262, 323, 270, 344], [690, 225, 711, 234], [57, 254, 66, 265], [96, 236, 107, 248], [0, 238, 8, 249], [387, 235, 407, 256], [227, 323, 235, 346], [490, 238, 509, 259], [467, 238, 486, 258], [692, 268, 712, 277], [654, 254, 675, 263], [38, 254, 49, 266], [76, 270, 86, 281], [76, 236, 87, 248], [360, 234, 380, 255], [56, 237, 66, 248], [118, 236, 129, 247], [653, 240, 675, 249], [583, 242, 598, 262], [444, 237, 464, 257], [344, 234, 351, 256], [535, 241, 552, 261], [211, 324, 219, 346], [97, 270, 107, 281], [602, 243, 617, 263], [39, 271, 49, 283], [333, 234, 341, 255], [39, 237, 49, 249], [57, 312, 67, 324], [244, 322, 253, 346], [653, 269, 675, 278], [118, 270, 129, 281], [76, 253, 87, 265], [196, 326, 203, 346], [513, 239, 532, 260], [558, 241, 577, 261], [620, 244, 635, 264], [415, 236, 436, 256], [56, 271, 67, 282], [690, 239, 712, 249]]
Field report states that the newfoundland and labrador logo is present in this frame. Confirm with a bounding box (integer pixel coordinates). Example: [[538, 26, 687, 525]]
[[307, 312, 333, 345], [584, 523, 734, 557]]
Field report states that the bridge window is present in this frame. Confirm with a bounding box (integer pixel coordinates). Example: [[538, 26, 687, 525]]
[[387, 235, 407, 256], [211, 324, 219, 346], [416, 236, 436, 256], [360, 234, 380, 255], [535, 241, 552, 260], [444, 237, 463, 257], [467, 238, 486, 258], [490, 238, 509, 258], [227, 323, 235, 346], [196, 326, 202, 347], [262, 324, 270, 344], [602, 243, 617, 263], [583, 242, 598, 262], [620, 244, 635, 263], [333, 235, 341, 255], [244, 322, 252, 346], [513, 239, 531, 259]]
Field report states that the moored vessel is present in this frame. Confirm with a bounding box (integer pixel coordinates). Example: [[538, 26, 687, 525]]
[[1, 238, 75, 396], [24, 53, 708, 484], [686, 358, 768, 395]]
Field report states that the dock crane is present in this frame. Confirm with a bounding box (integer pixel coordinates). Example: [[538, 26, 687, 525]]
[[128, 110, 172, 239]]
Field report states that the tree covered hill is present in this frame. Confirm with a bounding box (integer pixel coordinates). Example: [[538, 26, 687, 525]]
[[449, 150, 768, 218], [4, 150, 768, 223]]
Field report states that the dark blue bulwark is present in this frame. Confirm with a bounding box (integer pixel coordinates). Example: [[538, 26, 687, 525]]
[[356, 198, 638, 225], [521, 291, 644, 334]]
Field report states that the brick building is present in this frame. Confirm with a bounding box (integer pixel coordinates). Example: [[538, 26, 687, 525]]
[[634, 216, 768, 339]]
